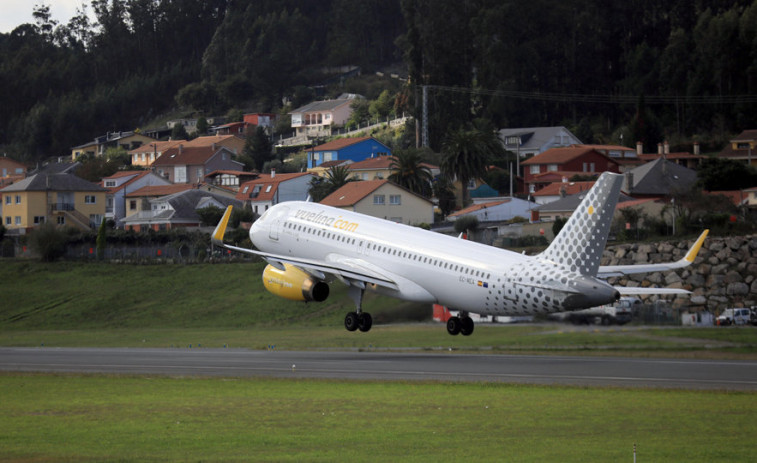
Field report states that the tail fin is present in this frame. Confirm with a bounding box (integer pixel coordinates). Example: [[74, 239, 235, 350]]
[[538, 172, 623, 276]]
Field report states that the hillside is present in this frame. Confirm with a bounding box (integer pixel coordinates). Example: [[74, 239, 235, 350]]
[[2, 0, 756, 163]]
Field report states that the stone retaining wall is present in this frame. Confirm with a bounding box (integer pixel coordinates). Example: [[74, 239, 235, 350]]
[[602, 233, 757, 311]]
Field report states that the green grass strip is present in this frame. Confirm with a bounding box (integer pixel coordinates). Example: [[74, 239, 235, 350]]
[[1, 373, 755, 462]]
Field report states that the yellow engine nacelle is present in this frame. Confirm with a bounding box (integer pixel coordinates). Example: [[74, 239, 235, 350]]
[[262, 264, 330, 302]]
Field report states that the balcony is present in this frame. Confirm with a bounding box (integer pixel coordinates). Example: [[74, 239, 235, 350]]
[[52, 203, 75, 211]]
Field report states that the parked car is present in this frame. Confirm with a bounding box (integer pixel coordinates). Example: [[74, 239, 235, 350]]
[[716, 308, 757, 326]]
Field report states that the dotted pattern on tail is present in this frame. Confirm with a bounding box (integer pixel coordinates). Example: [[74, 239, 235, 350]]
[[539, 172, 623, 276]]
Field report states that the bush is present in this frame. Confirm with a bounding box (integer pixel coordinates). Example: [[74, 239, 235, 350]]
[[454, 216, 479, 234], [28, 224, 68, 262]]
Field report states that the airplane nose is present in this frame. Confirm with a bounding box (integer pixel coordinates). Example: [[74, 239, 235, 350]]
[[562, 276, 620, 310]]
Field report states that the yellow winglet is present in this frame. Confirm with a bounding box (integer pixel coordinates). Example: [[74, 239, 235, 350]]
[[211, 205, 234, 246], [684, 229, 709, 263]]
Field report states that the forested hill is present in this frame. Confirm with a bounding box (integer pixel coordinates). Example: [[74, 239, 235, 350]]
[[2, 0, 756, 163]]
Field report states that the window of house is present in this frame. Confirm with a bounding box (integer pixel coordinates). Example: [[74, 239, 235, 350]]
[[4, 196, 10, 205], [57, 216, 65, 225], [85, 195, 96, 204], [15, 216, 21, 225], [389, 195, 401, 205], [129, 200, 137, 210], [265, 185, 272, 193], [15, 195, 21, 204], [5, 217, 10, 225], [529, 165, 541, 175], [373, 194, 385, 205], [547, 164, 558, 172], [34, 216, 45, 224], [105, 180, 116, 187], [242, 186, 249, 194]]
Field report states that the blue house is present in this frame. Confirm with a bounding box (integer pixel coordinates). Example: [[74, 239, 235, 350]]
[[307, 137, 392, 169]]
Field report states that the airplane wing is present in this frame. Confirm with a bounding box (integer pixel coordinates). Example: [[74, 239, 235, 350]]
[[613, 286, 690, 295], [211, 206, 399, 290], [597, 229, 709, 278]]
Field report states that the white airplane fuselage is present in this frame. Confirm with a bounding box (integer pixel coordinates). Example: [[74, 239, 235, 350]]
[[249, 201, 618, 316]]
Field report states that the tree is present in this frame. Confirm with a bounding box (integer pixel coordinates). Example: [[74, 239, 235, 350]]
[[697, 157, 757, 191], [242, 126, 274, 171], [440, 126, 503, 207], [308, 165, 355, 201], [552, 216, 567, 236], [96, 217, 107, 260], [432, 177, 456, 220], [196, 117, 208, 135], [28, 223, 67, 262], [389, 149, 432, 196], [196, 206, 225, 226]]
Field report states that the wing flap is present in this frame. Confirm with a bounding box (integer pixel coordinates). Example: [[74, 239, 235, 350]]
[[614, 286, 690, 295]]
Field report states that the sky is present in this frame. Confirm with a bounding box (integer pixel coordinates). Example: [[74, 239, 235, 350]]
[[0, 1, 90, 34]]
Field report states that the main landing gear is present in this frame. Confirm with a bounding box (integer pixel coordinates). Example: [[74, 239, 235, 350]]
[[446, 312, 474, 336], [344, 285, 372, 332], [344, 311, 373, 332]]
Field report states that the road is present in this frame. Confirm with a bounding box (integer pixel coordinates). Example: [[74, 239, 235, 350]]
[[1, 347, 756, 390]]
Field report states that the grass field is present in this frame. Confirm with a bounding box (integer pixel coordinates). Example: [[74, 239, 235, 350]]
[[3, 260, 757, 461], [1, 373, 755, 463]]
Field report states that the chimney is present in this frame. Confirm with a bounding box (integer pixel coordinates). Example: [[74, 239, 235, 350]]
[[559, 186, 567, 198], [693, 142, 700, 155], [657, 143, 663, 155], [624, 172, 634, 194], [212, 143, 216, 151], [179, 144, 183, 154], [636, 141, 643, 156], [561, 176, 568, 183], [664, 140, 670, 155], [271, 169, 276, 178]]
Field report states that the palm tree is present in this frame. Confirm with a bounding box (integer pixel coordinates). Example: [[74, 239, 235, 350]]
[[308, 165, 355, 201], [389, 149, 433, 197], [440, 126, 503, 207]]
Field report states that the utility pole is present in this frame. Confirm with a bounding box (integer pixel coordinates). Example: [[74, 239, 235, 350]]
[[421, 85, 429, 148]]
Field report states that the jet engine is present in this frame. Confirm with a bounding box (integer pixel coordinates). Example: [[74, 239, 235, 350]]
[[262, 264, 329, 302]]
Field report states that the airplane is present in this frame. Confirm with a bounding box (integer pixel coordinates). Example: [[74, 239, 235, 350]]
[[211, 172, 708, 336]]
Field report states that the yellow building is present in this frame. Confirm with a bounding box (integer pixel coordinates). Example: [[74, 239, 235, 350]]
[[71, 131, 156, 160], [320, 179, 434, 225], [0, 173, 107, 232]]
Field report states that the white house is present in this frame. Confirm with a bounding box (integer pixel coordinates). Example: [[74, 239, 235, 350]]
[[100, 171, 172, 227]]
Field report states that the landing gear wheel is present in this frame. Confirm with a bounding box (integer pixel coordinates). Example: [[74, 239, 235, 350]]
[[446, 317, 461, 335], [345, 312, 359, 332], [358, 312, 373, 332], [460, 316, 474, 336]]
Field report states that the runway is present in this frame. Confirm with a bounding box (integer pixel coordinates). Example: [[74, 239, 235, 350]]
[[2, 347, 757, 390]]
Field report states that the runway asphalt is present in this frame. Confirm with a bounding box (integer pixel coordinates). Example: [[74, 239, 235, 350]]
[[2, 347, 757, 390]]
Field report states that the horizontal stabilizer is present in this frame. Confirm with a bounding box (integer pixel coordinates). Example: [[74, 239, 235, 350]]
[[598, 230, 709, 277], [614, 286, 690, 296]]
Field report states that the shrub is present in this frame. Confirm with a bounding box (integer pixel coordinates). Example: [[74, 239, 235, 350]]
[[28, 224, 68, 262]]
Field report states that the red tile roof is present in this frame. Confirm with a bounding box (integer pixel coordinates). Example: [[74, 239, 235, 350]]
[[151, 146, 220, 166], [236, 173, 313, 202], [310, 137, 371, 151], [521, 147, 616, 165], [128, 140, 184, 154], [320, 180, 388, 207], [126, 184, 195, 197], [448, 200, 510, 218], [532, 181, 596, 197]]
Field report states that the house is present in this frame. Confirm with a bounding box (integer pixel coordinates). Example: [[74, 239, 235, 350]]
[[236, 172, 314, 214], [718, 129, 757, 166], [309, 160, 353, 178], [122, 189, 242, 232], [71, 131, 155, 160], [184, 134, 245, 155], [151, 145, 244, 184], [204, 170, 260, 191], [100, 171, 173, 227], [342, 155, 439, 181], [531, 180, 596, 205], [621, 158, 698, 198], [212, 121, 248, 136], [0, 157, 27, 178], [638, 141, 706, 170], [244, 113, 277, 132], [291, 98, 356, 139], [320, 179, 434, 225], [521, 146, 621, 192], [307, 137, 391, 169], [124, 184, 196, 217], [129, 140, 184, 167], [447, 198, 537, 222], [0, 172, 106, 232], [533, 190, 633, 223], [498, 126, 582, 158]]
